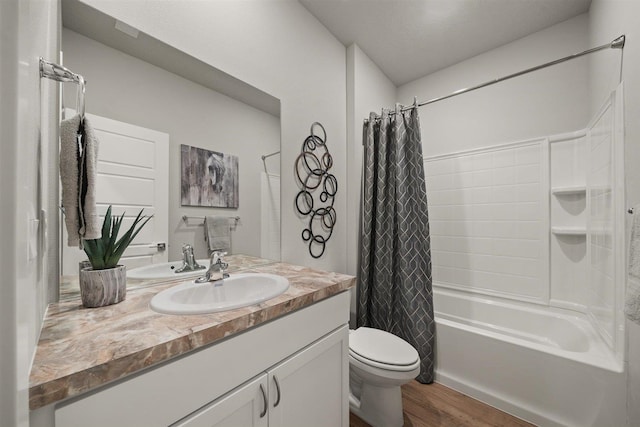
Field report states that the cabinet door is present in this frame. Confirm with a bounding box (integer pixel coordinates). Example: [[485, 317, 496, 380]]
[[172, 374, 269, 427], [268, 326, 348, 427]]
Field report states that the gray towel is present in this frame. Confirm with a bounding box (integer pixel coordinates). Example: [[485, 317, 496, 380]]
[[204, 216, 231, 253], [626, 204, 640, 324], [79, 117, 100, 241], [60, 114, 100, 247], [60, 115, 81, 246]]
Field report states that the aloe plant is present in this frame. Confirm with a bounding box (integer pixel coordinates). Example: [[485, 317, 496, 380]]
[[83, 206, 152, 270]]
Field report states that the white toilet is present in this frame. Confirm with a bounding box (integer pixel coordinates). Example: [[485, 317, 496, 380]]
[[348, 327, 421, 427]]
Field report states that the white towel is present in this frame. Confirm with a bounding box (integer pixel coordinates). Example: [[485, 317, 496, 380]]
[[625, 204, 640, 324], [59, 115, 100, 247], [204, 216, 231, 253]]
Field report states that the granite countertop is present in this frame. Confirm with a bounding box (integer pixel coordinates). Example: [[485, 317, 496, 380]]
[[29, 257, 355, 410]]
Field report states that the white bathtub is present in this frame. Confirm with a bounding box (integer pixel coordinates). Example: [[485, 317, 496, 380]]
[[433, 288, 626, 427]]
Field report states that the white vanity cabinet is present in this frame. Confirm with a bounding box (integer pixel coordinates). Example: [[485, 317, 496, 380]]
[[46, 292, 350, 427], [267, 327, 345, 427], [174, 326, 346, 427], [173, 374, 269, 427]]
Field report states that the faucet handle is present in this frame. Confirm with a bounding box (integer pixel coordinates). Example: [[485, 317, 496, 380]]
[[209, 251, 228, 265], [218, 255, 229, 279], [213, 252, 229, 273]]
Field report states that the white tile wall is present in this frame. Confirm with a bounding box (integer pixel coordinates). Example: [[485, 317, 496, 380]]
[[425, 140, 549, 301], [423, 87, 625, 365]]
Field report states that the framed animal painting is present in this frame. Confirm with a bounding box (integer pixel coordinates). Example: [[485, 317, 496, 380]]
[[180, 144, 239, 208]]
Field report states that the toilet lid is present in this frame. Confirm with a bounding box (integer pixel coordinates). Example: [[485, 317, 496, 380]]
[[349, 327, 419, 367]]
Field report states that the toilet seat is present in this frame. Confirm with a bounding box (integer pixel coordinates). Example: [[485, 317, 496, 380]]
[[349, 327, 420, 372]]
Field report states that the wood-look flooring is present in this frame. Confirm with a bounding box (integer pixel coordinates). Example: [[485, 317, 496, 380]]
[[349, 381, 535, 427]]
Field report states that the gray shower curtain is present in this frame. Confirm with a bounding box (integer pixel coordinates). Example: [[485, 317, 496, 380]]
[[356, 104, 435, 383]]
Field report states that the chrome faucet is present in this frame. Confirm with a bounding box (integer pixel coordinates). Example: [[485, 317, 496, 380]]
[[195, 251, 229, 283], [175, 244, 206, 274]]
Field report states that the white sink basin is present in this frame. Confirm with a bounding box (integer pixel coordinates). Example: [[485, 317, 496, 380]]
[[128, 260, 209, 280], [149, 273, 290, 315]]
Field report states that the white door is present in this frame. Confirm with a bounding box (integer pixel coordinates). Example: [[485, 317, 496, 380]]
[[268, 326, 349, 427], [61, 110, 169, 274], [171, 374, 269, 427]]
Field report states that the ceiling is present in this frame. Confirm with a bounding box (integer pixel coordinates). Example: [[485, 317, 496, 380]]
[[62, 0, 280, 116], [299, 0, 592, 86]]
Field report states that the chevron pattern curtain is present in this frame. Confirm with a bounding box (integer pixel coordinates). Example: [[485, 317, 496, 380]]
[[357, 105, 435, 383]]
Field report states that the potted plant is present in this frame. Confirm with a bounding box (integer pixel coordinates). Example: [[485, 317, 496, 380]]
[[79, 206, 152, 308]]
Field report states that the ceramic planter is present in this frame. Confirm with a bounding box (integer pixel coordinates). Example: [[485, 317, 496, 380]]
[[79, 265, 127, 308]]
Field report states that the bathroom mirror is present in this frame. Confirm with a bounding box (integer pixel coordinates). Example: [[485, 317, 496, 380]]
[[58, 0, 282, 299]]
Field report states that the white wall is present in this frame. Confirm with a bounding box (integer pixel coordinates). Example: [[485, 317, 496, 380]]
[[78, 0, 348, 274], [346, 44, 397, 318], [0, 3, 21, 424], [345, 43, 397, 276], [588, 1, 640, 424], [61, 28, 281, 262], [0, 0, 59, 425], [398, 14, 589, 157]]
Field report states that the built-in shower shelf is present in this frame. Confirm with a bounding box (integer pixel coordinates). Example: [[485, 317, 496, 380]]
[[551, 226, 586, 236], [551, 185, 586, 196], [590, 226, 614, 236]]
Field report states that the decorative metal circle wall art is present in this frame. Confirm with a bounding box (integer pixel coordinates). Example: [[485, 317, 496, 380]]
[[295, 122, 337, 258]]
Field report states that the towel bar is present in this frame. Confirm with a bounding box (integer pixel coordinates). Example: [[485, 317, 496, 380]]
[[182, 215, 240, 225], [40, 58, 86, 119]]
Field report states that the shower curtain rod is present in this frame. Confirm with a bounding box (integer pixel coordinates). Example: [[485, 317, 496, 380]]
[[365, 35, 625, 122]]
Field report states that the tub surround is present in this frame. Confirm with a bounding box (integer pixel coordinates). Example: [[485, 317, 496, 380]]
[[29, 256, 355, 410]]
